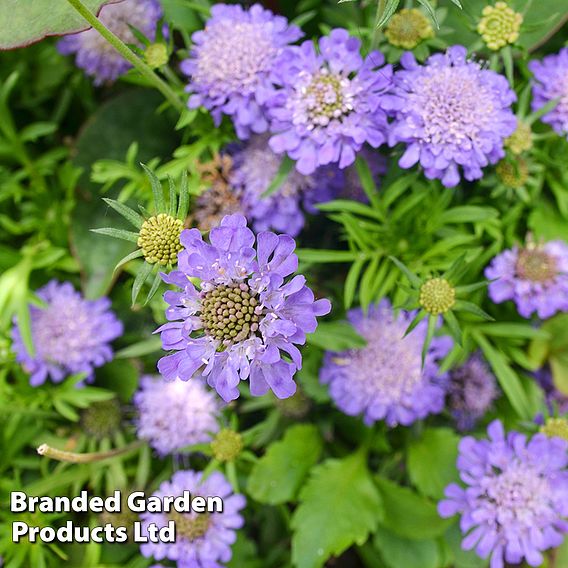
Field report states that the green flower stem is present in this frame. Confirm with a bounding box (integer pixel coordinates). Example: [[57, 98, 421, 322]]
[[37, 440, 144, 463], [65, 0, 184, 112], [371, 0, 386, 51]]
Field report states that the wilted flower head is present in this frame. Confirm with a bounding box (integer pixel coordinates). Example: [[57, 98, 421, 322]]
[[230, 135, 344, 236], [11, 280, 123, 386], [387, 46, 517, 187], [477, 2, 523, 51], [181, 3, 302, 139], [439, 420, 568, 568], [486, 238, 568, 319], [495, 157, 529, 189], [268, 28, 392, 175], [157, 214, 331, 402], [385, 8, 434, 50], [82, 398, 123, 439], [320, 300, 451, 427], [134, 375, 220, 455], [448, 353, 498, 430], [529, 48, 568, 137], [140, 470, 245, 567], [58, 0, 162, 85]]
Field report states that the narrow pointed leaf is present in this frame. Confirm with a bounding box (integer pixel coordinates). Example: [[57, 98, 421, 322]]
[[443, 311, 463, 346], [404, 311, 427, 338], [454, 281, 489, 294], [389, 256, 421, 287], [114, 248, 144, 272], [454, 300, 494, 321], [132, 261, 153, 305], [177, 171, 190, 220], [262, 156, 295, 197], [102, 198, 144, 229], [144, 269, 163, 305], [141, 164, 166, 214], [422, 315, 437, 367], [91, 227, 140, 243], [167, 176, 177, 217]]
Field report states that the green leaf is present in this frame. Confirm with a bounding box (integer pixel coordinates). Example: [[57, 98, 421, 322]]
[[114, 248, 145, 272], [115, 336, 162, 359], [375, 476, 452, 540], [374, 526, 439, 568], [440, 206, 499, 224], [91, 227, 140, 243], [292, 452, 383, 568], [247, 424, 323, 505], [142, 164, 166, 214], [308, 321, 366, 351], [0, 0, 119, 49], [344, 258, 366, 309], [102, 198, 144, 229], [376, 0, 401, 28], [407, 428, 460, 500], [297, 249, 361, 263], [132, 260, 153, 305], [388, 256, 421, 287], [355, 155, 380, 205], [262, 155, 295, 197], [177, 170, 190, 220]]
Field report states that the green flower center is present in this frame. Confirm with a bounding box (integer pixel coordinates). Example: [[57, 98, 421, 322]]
[[210, 429, 243, 462], [169, 510, 211, 541], [145, 43, 169, 68], [81, 399, 122, 439], [419, 278, 456, 315], [477, 1, 523, 51], [306, 70, 353, 126], [385, 9, 434, 49], [541, 418, 568, 441], [516, 248, 557, 283], [505, 121, 533, 155], [200, 283, 260, 343], [137, 213, 184, 265], [496, 158, 529, 188]]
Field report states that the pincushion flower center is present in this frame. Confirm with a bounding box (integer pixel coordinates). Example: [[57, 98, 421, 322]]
[[169, 510, 211, 541], [138, 214, 184, 265], [304, 70, 354, 127], [516, 248, 557, 282], [200, 283, 261, 342], [419, 278, 456, 315]]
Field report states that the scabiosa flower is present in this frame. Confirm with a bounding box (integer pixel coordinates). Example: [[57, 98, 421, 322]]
[[181, 3, 302, 139], [11, 281, 123, 386], [505, 120, 533, 155], [385, 8, 434, 50], [529, 48, 568, 137], [58, 0, 162, 85], [230, 135, 344, 236], [439, 420, 568, 568], [157, 214, 331, 402], [134, 375, 220, 455], [486, 238, 568, 319], [387, 46, 517, 187], [477, 2, 523, 51], [319, 300, 451, 427], [267, 28, 392, 175], [448, 354, 498, 430], [140, 470, 245, 567]]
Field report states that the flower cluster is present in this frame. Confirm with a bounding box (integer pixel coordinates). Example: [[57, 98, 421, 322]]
[[157, 214, 331, 402], [320, 300, 451, 427], [439, 420, 568, 568], [58, 0, 163, 85], [486, 238, 568, 319], [11, 280, 123, 386]]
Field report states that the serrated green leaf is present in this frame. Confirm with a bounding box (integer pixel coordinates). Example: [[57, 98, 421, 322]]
[[292, 452, 383, 568], [247, 425, 322, 505]]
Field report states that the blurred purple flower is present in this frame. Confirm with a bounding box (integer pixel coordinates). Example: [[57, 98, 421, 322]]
[[157, 214, 331, 402], [529, 48, 568, 137], [58, 0, 162, 85], [134, 375, 220, 455], [319, 299, 452, 427], [533, 366, 568, 415], [486, 240, 568, 319], [267, 28, 392, 175], [140, 470, 245, 567], [439, 420, 568, 568], [386, 46, 516, 187], [181, 3, 302, 139], [11, 280, 123, 386]]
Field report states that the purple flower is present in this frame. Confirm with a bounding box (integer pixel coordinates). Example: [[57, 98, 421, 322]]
[[181, 3, 302, 139], [529, 48, 568, 137], [319, 300, 452, 427], [485, 239, 568, 319], [11, 280, 123, 386], [156, 214, 331, 402], [386, 46, 517, 187], [58, 0, 162, 85], [140, 469, 245, 567], [533, 366, 568, 415], [448, 353, 498, 430], [229, 135, 344, 236], [134, 375, 220, 455], [439, 420, 568, 568], [267, 28, 392, 175]]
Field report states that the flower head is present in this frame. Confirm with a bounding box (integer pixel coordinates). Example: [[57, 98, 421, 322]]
[[529, 48, 568, 137], [477, 2, 523, 51], [387, 46, 517, 187], [181, 3, 302, 139], [385, 9, 434, 50], [11, 280, 123, 386], [320, 300, 451, 427], [230, 135, 344, 236], [505, 120, 533, 155], [448, 353, 498, 430], [439, 420, 568, 568], [134, 375, 220, 455], [81, 398, 122, 439], [138, 214, 184, 265], [486, 238, 568, 318], [210, 429, 243, 462], [58, 0, 162, 85], [140, 470, 245, 567], [157, 214, 331, 402], [541, 417, 568, 441], [495, 157, 529, 189], [268, 28, 392, 175], [419, 277, 456, 315]]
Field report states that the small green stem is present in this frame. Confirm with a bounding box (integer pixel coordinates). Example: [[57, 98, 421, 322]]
[[37, 440, 144, 463], [65, 0, 184, 112], [371, 0, 386, 51]]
